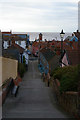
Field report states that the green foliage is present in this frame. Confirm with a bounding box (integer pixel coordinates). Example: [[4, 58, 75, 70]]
[[50, 67, 59, 77], [52, 65, 79, 92], [60, 71, 78, 93], [18, 63, 26, 78]]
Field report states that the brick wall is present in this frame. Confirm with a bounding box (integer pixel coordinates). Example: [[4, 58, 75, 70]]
[[51, 78, 79, 117]]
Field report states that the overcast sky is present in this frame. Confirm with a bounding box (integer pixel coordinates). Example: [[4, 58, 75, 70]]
[[0, 0, 79, 32]]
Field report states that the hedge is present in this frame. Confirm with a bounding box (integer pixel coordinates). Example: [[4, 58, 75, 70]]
[[18, 56, 26, 77], [18, 63, 26, 77], [52, 65, 80, 93]]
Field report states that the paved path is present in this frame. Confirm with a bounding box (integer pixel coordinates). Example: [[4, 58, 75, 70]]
[[3, 59, 71, 118]]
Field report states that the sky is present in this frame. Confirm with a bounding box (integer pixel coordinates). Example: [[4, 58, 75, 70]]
[[0, 0, 79, 32]]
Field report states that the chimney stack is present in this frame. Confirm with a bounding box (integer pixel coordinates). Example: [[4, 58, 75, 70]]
[[12, 36, 15, 45], [77, 30, 79, 33], [72, 33, 74, 36], [39, 33, 42, 42], [45, 39, 47, 42], [10, 30, 12, 34]]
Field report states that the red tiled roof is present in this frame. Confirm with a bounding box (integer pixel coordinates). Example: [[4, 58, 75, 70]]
[[74, 32, 80, 40], [2, 32, 11, 34], [32, 41, 39, 47], [63, 41, 79, 50], [66, 50, 80, 65]]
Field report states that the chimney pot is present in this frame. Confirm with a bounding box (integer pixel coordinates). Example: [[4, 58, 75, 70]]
[[77, 30, 79, 33]]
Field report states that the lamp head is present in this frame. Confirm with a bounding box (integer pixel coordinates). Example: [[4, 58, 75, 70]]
[[60, 29, 65, 39]]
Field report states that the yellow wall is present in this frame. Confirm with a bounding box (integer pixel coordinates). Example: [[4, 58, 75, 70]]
[[0, 57, 18, 86]]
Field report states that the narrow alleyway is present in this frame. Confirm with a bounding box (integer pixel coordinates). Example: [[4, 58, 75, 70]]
[[3, 58, 72, 118]]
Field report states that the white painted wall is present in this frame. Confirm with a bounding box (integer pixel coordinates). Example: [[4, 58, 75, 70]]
[[23, 52, 29, 65], [4, 41, 26, 49], [62, 53, 69, 67]]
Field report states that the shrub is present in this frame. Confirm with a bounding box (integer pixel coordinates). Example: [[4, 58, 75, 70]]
[[52, 65, 79, 92], [23, 56, 26, 64], [59, 72, 78, 93], [18, 63, 26, 77], [50, 67, 59, 77]]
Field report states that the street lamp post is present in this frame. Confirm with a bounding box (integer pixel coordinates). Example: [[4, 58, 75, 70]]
[[60, 29, 65, 56]]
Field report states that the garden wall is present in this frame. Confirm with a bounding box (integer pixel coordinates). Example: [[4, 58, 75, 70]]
[[51, 78, 80, 117], [1, 57, 18, 84]]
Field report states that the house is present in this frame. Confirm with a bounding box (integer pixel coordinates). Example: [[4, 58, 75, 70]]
[[23, 51, 29, 69], [2, 31, 12, 49], [2, 31, 30, 49], [2, 33, 29, 67], [74, 30, 80, 40], [32, 40, 51, 57], [32, 41, 39, 56], [8, 39, 29, 66], [39, 47, 60, 74], [2, 48, 20, 62], [12, 34, 29, 48], [32, 33, 48, 56], [64, 30, 80, 51], [73, 30, 80, 50], [65, 35, 78, 42], [4, 38, 29, 67], [8, 43, 25, 63], [2, 31, 12, 42], [60, 50, 80, 67]]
